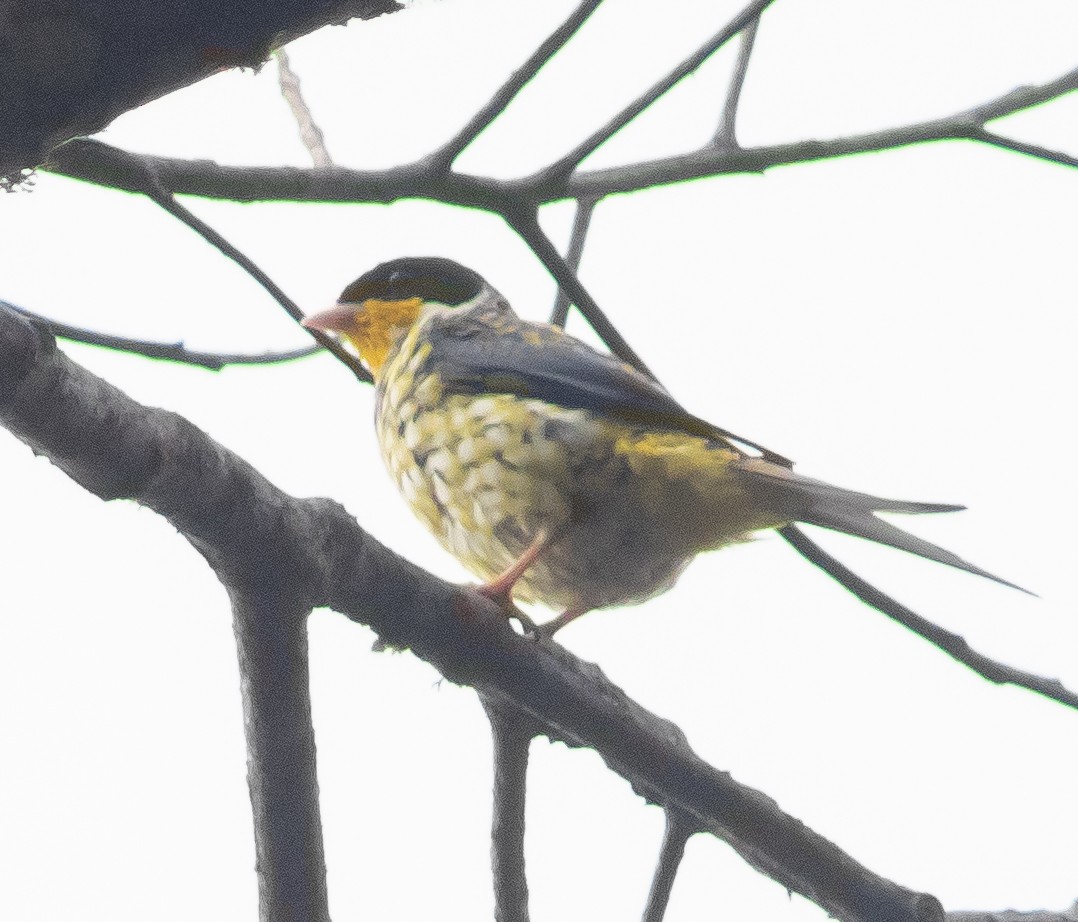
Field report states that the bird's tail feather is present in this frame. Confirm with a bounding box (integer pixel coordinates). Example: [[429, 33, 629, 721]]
[[801, 505, 1030, 593], [739, 464, 1030, 593]]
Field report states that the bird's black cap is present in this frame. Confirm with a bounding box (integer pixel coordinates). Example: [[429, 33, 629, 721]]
[[339, 257, 485, 306]]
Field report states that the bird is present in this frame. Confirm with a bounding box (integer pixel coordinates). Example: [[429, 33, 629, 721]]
[[303, 256, 1024, 637]]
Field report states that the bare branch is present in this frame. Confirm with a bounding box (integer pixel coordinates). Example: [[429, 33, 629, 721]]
[[482, 697, 537, 922], [779, 525, 1078, 712], [962, 67, 1078, 123], [154, 195, 372, 382], [949, 904, 1078, 922], [641, 812, 695, 922], [48, 51, 1078, 207], [45, 142, 371, 381], [430, 0, 604, 170], [539, 0, 778, 180], [232, 592, 330, 922], [973, 130, 1078, 170], [0, 308, 333, 920], [1, 300, 319, 370], [549, 196, 599, 326], [0, 304, 950, 922], [712, 17, 760, 147], [0, 0, 401, 178], [276, 48, 334, 168], [505, 206, 658, 380]]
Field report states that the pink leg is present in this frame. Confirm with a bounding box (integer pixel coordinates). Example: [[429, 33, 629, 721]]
[[476, 531, 548, 608]]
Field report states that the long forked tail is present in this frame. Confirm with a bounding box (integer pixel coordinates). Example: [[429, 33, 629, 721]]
[[740, 464, 1031, 593]]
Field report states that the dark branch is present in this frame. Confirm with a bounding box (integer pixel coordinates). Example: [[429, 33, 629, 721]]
[[276, 48, 334, 168], [154, 194, 372, 382], [949, 906, 1078, 922], [1, 300, 319, 370], [539, 0, 778, 179], [430, 0, 604, 170], [779, 525, 1078, 712], [46, 141, 371, 381], [0, 0, 400, 178], [482, 698, 537, 922], [48, 51, 1078, 208], [549, 197, 599, 326], [505, 207, 658, 380], [963, 67, 1078, 123], [712, 17, 760, 147], [973, 130, 1078, 170], [232, 590, 330, 922], [0, 308, 333, 920], [0, 303, 949, 922], [46, 137, 522, 209], [641, 812, 695, 922]]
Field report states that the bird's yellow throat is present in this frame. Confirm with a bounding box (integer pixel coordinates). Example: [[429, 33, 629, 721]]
[[341, 297, 425, 377]]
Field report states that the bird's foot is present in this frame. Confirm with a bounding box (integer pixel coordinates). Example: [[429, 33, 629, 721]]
[[473, 583, 539, 635], [527, 607, 587, 643]]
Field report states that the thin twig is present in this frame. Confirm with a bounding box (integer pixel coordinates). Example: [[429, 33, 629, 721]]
[[712, 17, 760, 147], [40, 142, 371, 380], [539, 0, 778, 179], [962, 66, 1078, 123], [549, 196, 599, 327], [779, 525, 1078, 712], [153, 194, 372, 382], [505, 206, 658, 380], [641, 812, 695, 922], [1, 300, 319, 370], [973, 130, 1078, 170], [430, 0, 604, 170], [482, 697, 537, 922], [276, 48, 334, 167]]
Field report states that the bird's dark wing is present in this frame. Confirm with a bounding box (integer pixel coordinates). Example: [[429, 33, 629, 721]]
[[425, 307, 791, 465]]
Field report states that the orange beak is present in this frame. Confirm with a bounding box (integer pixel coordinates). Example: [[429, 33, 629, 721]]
[[301, 303, 363, 333]]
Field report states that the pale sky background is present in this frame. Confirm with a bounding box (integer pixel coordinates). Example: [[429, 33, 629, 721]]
[[1, 1, 1077, 920]]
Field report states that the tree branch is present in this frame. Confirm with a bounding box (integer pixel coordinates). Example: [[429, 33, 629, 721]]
[[538, 0, 778, 180], [154, 194, 372, 382], [549, 197, 599, 327], [429, 0, 604, 170], [972, 130, 1078, 170], [948, 906, 1078, 922], [1, 300, 319, 370], [712, 17, 759, 148], [48, 49, 1077, 208], [482, 697, 536, 922], [779, 526, 1078, 712], [1, 302, 955, 922], [45, 141, 371, 381], [0, 0, 400, 179], [641, 812, 695, 922], [232, 590, 330, 922], [504, 206, 658, 380], [0, 308, 332, 921], [276, 48, 334, 168]]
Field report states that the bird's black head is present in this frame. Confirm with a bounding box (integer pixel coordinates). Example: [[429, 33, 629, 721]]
[[338, 256, 485, 307]]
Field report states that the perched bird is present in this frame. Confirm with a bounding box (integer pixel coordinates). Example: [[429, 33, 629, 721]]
[[304, 256, 1022, 636]]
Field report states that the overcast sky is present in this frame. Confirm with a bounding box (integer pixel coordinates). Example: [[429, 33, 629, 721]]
[[2, 2, 1077, 920]]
